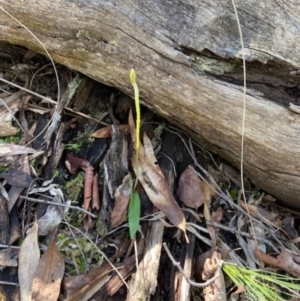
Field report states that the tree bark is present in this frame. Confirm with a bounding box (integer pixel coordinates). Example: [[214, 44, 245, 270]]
[[0, 0, 300, 208]]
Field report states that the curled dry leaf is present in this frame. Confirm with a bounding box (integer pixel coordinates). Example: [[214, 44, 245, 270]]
[[111, 174, 132, 228], [254, 247, 300, 277], [177, 165, 205, 209], [65, 154, 90, 173], [203, 251, 226, 301], [18, 220, 40, 301], [129, 111, 187, 241], [91, 124, 129, 138], [194, 248, 213, 281], [32, 241, 65, 301]]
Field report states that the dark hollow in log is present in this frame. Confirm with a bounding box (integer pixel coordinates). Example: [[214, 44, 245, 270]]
[[0, 0, 300, 208]]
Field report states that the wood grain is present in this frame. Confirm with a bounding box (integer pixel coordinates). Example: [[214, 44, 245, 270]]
[[0, 1, 300, 207]]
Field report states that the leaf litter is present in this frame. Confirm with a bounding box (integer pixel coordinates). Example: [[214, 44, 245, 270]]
[[0, 46, 300, 301]]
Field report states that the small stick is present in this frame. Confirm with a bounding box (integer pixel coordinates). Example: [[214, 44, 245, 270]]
[[205, 221, 280, 254], [0, 281, 19, 286], [163, 243, 223, 288], [19, 195, 96, 217]]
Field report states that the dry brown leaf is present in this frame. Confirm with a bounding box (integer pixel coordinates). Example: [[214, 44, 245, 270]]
[[0, 143, 37, 157], [63, 265, 111, 301], [32, 241, 65, 301], [211, 207, 223, 223], [177, 165, 205, 209], [129, 110, 187, 241], [91, 124, 129, 138], [111, 174, 132, 228], [0, 169, 34, 188], [254, 247, 300, 277], [18, 220, 40, 301], [194, 248, 213, 281]]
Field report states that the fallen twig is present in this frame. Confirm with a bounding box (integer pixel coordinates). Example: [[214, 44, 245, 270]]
[[19, 195, 96, 217], [163, 243, 223, 288]]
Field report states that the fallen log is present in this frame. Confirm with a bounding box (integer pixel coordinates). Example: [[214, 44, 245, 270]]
[[0, 0, 300, 208]]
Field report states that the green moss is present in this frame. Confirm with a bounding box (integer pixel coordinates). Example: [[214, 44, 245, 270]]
[[153, 123, 165, 143], [66, 123, 95, 151], [65, 171, 85, 203], [0, 134, 21, 144], [57, 233, 104, 275]]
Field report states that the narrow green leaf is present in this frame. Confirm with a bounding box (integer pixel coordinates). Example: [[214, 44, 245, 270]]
[[128, 190, 141, 239]]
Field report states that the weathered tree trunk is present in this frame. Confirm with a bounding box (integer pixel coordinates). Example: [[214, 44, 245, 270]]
[[1, 0, 300, 208]]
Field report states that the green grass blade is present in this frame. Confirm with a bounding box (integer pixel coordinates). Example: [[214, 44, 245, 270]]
[[223, 263, 300, 301]]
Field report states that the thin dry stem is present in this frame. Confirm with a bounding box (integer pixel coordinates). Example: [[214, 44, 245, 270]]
[[231, 0, 261, 262], [163, 243, 223, 288], [18, 195, 96, 217]]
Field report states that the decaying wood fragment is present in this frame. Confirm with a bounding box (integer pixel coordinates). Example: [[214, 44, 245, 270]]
[[1, 1, 300, 208]]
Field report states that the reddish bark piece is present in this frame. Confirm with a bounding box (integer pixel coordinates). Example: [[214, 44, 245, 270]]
[[177, 165, 205, 209], [83, 165, 94, 230], [32, 241, 65, 301], [128, 110, 188, 241], [92, 173, 100, 211], [111, 174, 132, 228], [254, 247, 300, 277]]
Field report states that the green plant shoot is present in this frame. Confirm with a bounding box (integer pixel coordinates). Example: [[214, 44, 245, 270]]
[[128, 190, 141, 239], [128, 69, 141, 239], [130, 69, 141, 190]]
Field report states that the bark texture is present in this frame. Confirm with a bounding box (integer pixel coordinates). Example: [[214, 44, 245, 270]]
[[0, 0, 300, 207]]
